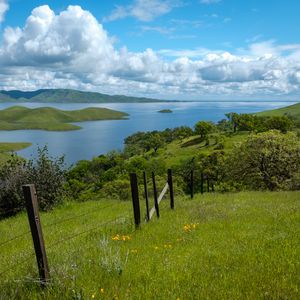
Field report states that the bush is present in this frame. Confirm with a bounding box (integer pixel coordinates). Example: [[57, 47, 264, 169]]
[[100, 179, 131, 201], [0, 146, 66, 218], [225, 130, 300, 191]]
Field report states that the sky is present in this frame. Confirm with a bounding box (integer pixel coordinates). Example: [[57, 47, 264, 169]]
[[0, 0, 300, 100]]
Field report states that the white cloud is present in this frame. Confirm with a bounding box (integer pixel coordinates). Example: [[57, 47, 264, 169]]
[[104, 0, 180, 22], [1, 5, 300, 100], [0, 0, 9, 23]]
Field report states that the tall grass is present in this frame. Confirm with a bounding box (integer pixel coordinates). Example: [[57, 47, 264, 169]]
[[0, 191, 299, 299]]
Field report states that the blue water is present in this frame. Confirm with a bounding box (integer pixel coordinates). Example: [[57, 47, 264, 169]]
[[0, 101, 295, 165]]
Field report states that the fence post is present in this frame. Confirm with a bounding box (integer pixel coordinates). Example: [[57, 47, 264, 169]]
[[22, 184, 50, 285], [130, 173, 141, 228], [168, 169, 174, 209], [152, 172, 160, 218], [190, 169, 194, 199], [143, 171, 150, 222], [200, 172, 204, 194]]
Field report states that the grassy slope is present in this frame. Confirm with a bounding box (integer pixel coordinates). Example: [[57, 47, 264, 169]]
[[0, 192, 299, 299], [0, 142, 31, 163], [156, 132, 248, 166], [0, 106, 128, 131], [256, 102, 300, 119]]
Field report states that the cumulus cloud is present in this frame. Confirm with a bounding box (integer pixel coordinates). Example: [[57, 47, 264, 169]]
[[104, 0, 180, 22], [1, 5, 300, 100], [0, 0, 9, 23]]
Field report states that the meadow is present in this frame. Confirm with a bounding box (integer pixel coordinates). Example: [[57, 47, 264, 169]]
[[0, 106, 128, 131], [0, 191, 299, 299]]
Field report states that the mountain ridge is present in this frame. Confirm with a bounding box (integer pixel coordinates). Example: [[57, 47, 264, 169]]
[[0, 89, 170, 103]]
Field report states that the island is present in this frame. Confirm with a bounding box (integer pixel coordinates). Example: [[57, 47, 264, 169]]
[[158, 109, 173, 113], [0, 106, 128, 131]]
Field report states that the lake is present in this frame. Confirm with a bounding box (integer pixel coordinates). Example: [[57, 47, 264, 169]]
[[0, 101, 295, 166]]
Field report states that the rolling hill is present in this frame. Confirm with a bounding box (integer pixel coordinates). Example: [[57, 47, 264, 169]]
[[0, 106, 128, 131], [256, 102, 300, 119], [0, 89, 167, 103]]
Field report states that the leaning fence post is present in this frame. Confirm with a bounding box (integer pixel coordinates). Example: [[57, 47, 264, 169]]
[[143, 171, 150, 222], [130, 173, 141, 228], [190, 169, 194, 199], [22, 184, 50, 286], [152, 172, 160, 218], [168, 169, 174, 209]]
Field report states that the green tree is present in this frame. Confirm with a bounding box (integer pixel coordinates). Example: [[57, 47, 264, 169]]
[[226, 130, 300, 191], [194, 121, 215, 143]]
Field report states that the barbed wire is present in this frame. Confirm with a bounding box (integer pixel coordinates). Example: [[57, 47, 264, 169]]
[[47, 214, 132, 250], [0, 250, 35, 278], [0, 230, 31, 249], [0, 203, 129, 249], [42, 203, 120, 229]]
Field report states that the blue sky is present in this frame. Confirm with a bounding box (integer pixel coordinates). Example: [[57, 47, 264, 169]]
[[0, 0, 300, 100]]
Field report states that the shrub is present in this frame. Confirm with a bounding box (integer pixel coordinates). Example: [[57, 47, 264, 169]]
[[0, 146, 66, 218], [100, 179, 131, 201], [225, 130, 300, 191]]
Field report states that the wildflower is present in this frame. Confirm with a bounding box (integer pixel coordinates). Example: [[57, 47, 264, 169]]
[[130, 249, 138, 253], [91, 294, 95, 299], [112, 234, 120, 241], [100, 288, 104, 294], [154, 246, 159, 250]]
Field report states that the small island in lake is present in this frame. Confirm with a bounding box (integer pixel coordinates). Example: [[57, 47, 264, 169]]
[[0, 106, 128, 131], [158, 109, 173, 113]]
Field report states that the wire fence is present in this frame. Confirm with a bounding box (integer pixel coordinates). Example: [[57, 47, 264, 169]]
[[0, 203, 133, 282], [0, 169, 176, 286]]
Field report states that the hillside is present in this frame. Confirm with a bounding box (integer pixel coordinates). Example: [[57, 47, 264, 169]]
[[0, 142, 31, 162], [0, 89, 167, 103], [256, 102, 300, 119], [0, 106, 128, 131], [0, 192, 299, 299]]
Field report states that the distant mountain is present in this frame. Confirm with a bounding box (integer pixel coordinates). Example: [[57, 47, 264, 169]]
[[0, 89, 168, 103]]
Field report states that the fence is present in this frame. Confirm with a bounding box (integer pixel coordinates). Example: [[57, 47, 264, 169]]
[[0, 168, 176, 286], [189, 169, 215, 199]]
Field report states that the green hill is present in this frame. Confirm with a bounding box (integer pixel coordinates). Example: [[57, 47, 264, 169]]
[[256, 102, 300, 119], [0, 191, 299, 299], [0, 106, 128, 131], [0, 89, 167, 103], [0, 142, 31, 163]]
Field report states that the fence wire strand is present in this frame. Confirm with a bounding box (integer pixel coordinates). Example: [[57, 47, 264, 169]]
[[0, 230, 31, 248], [43, 203, 119, 229], [47, 214, 132, 250]]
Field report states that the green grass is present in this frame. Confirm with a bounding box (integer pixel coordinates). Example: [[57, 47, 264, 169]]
[[158, 132, 248, 166], [0, 142, 31, 163], [256, 102, 300, 119], [0, 106, 128, 131], [0, 191, 299, 299]]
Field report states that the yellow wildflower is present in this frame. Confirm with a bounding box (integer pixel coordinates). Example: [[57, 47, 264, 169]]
[[100, 288, 104, 294]]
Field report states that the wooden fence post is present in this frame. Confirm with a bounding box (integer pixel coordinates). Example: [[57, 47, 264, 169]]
[[22, 184, 50, 285], [130, 173, 141, 227], [143, 171, 150, 222], [152, 172, 160, 218], [190, 169, 194, 199], [168, 169, 174, 209], [200, 172, 204, 194]]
